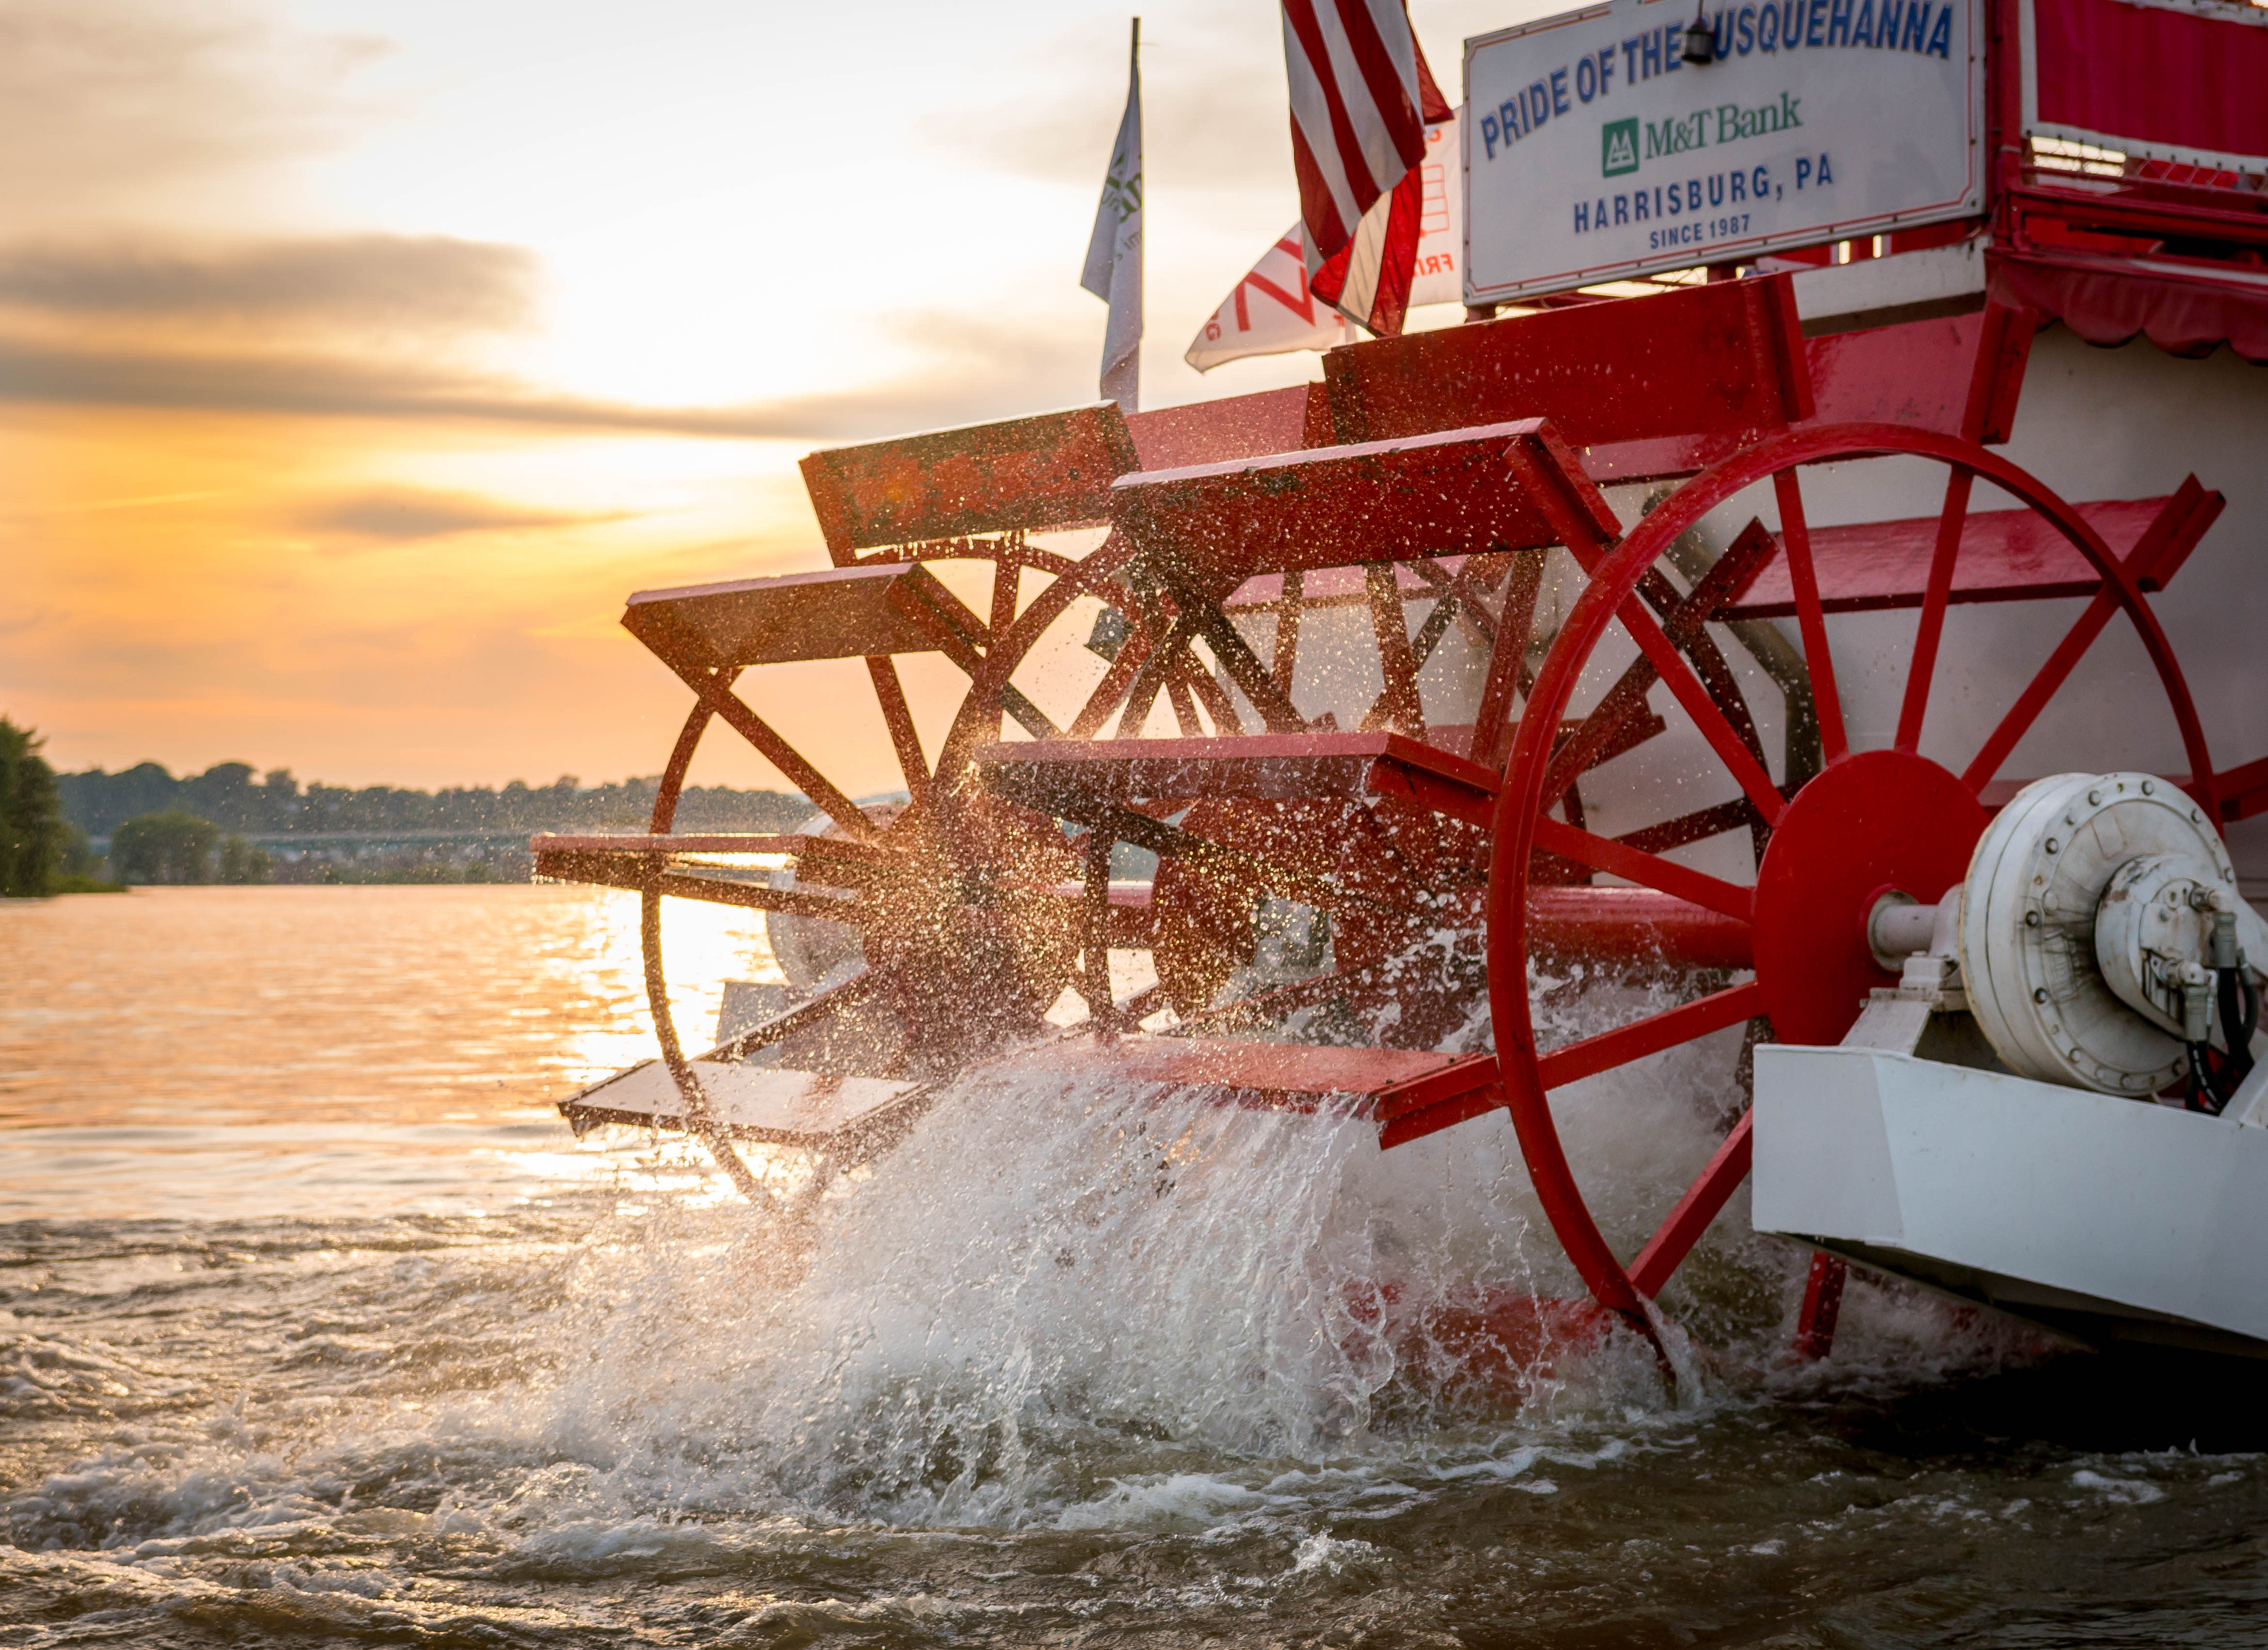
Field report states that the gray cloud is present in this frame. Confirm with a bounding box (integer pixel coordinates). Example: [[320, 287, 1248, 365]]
[[0, 0, 381, 225], [294, 486, 636, 544], [0, 235, 537, 334], [930, 1, 1520, 195], [0, 310, 1097, 444], [927, 18, 1291, 193], [938, 71, 1290, 193]]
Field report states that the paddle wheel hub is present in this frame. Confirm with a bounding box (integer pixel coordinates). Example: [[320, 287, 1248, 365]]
[[1752, 751, 1990, 1048]]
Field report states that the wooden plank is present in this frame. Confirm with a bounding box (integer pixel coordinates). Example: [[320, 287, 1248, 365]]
[[1577, 309, 2027, 484], [973, 732, 1499, 821], [1719, 495, 2189, 619], [533, 847, 867, 923], [527, 833, 888, 864], [1123, 384, 1313, 471], [800, 404, 1139, 555], [1320, 274, 1811, 446], [562, 1061, 931, 1147], [988, 1035, 1467, 1108], [1110, 420, 1572, 597], [621, 564, 952, 671]]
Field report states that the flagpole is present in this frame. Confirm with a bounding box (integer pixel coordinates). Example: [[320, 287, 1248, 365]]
[[1122, 16, 1140, 411], [1081, 16, 1144, 414]]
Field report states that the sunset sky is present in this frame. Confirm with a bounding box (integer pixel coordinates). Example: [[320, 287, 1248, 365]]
[[2, 0, 1547, 798]]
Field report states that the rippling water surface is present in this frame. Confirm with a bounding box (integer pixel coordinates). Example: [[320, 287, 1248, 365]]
[[4, 886, 2266, 1647]]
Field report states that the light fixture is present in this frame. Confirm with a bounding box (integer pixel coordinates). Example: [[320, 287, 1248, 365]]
[[1683, 2, 1717, 63]]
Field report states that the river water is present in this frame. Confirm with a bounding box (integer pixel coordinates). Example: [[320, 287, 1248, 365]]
[[4, 885, 2265, 1647]]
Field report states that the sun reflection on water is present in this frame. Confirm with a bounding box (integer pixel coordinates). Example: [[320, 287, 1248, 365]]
[[542, 880, 788, 1093], [0, 884, 793, 1218]]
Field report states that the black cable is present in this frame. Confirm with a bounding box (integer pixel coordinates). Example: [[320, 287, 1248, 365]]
[[2186, 968, 2256, 1116], [2219, 966, 2257, 1082], [2186, 1041, 2216, 1113]]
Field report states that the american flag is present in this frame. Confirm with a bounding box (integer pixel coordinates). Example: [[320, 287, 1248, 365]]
[[1281, 0, 1452, 337]]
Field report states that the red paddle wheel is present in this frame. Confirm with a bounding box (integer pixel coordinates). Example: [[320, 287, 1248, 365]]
[[538, 270, 2245, 1372], [524, 0, 2268, 1381], [1485, 418, 2224, 1352]]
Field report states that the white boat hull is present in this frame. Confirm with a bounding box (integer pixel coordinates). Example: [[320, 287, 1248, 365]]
[[1753, 1045, 2268, 1356]]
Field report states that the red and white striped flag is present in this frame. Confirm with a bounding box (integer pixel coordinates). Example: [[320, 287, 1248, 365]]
[[1281, 0, 1451, 337], [1184, 116, 1462, 373]]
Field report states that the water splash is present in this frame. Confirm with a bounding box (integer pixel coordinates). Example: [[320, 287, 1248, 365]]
[[518, 1049, 1744, 1531]]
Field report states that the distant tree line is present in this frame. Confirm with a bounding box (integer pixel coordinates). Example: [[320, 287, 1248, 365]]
[[2, 717, 117, 896], [58, 762, 813, 838], [107, 812, 274, 885], [9, 740, 820, 890]]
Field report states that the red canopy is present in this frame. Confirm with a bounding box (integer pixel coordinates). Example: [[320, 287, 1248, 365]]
[[2005, 0, 2268, 363], [1992, 248, 2268, 365], [2027, 0, 2268, 171]]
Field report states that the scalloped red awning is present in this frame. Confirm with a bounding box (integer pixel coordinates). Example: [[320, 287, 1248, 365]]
[[1989, 249, 2268, 365]]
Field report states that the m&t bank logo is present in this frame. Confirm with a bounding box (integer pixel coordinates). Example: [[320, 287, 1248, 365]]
[[1602, 118, 1639, 177]]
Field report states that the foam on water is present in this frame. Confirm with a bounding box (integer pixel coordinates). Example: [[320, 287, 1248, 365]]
[[0, 1015, 2053, 1579], [0, 1047, 1751, 1568], [506, 1050, 1738, 1531]]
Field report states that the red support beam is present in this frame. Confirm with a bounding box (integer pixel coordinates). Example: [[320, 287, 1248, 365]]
[[1629, 1111, 1755, 1298]]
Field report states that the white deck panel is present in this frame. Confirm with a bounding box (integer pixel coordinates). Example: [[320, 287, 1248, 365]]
[[563, 1060, 927, 1146], [1754, 1045, 2268, 1354]]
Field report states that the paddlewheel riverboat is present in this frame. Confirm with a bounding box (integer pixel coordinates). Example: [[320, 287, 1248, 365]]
[[537, 0, 2268, 1364]]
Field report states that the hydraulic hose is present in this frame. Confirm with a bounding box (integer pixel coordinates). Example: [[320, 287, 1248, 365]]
[[2187, 965, 2257, 1115]]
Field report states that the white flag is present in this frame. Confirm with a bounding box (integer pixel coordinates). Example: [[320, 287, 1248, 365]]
[[1185, 116, 1461, 374], [1184, 228, 1347, 373], [1081, 19, 1143, 413]]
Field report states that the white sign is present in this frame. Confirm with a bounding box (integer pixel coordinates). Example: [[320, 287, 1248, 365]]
[[1462, 0, 1984, 303], [1187, 120, 1464, 372]]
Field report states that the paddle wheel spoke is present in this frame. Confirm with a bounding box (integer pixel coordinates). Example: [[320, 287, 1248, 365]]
[[1191, 603, 1308, 733], [1961, 588, 2120, 794], [981, 550, 1022, 742], [1607, 595, 1786, 827], [1270, 569, 1303, 697], [1364, 562, 1426, 735], [893, 574, 1066, 741], [1628, 1110, 1754, 1297], [665, 661, 881, 840], [988, 549, 1021, 643], [1081, 828, 1117, 1029], [1978, 488, 2217, 805], [1176, 657, 1244, 735], [1404, 588, 1462, 675], [1532, 980, 1767, 1092], [1069, 622, 1153, 739], [1531, 816, 1755, 922], [1772, 467, 1849, 766], [1165, 673, 1204, 736], [1894, 467, 1975, 754], [1470, 548, 1547, 766], [1614, 799, 1761, 856], [867, 656, 933, 803], [1545, 555, 1735, 809], [1412, 552, 1515, 647], [1118, 610, 1206, 737]]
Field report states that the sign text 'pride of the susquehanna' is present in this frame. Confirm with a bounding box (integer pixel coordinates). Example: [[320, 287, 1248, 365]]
[[1462, 0, 1984, 302]]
